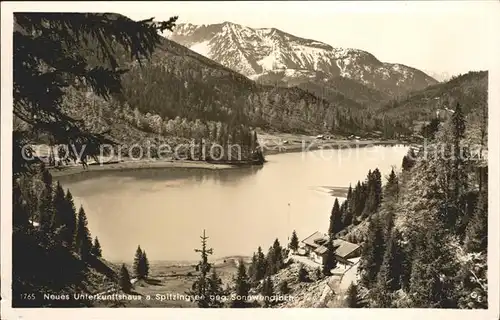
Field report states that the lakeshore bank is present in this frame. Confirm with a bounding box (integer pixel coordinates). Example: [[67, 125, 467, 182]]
[[48, 135, 408, 178]]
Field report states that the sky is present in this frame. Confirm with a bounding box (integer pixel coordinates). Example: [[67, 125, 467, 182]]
[[113, 1, 498, 81], [3, 1, 499, 80]]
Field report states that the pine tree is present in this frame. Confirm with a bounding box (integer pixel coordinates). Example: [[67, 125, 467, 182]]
[[464, 188, 488, 253], [89, 237, 102, 257], [62, 190, 77, 250], [141, 251, 150, 279], [385, 168, 399, 200], [261, 276, 275, 307], [207, 268, 226, 308], [279, 280, 290, 295], [289, 230, 299, 253], [265, 246, 277, 276], [133, 245, 143, 279], [38, 166, 54, 234], [119, 264, 132, 293], [322, 238, 337, 276], [255, 246, 267, 282], [360, 216, 385, 287], [13, 180, 30, 229], [402, 149, 417, 172], [329, 198, 343, 236], [231, 259, 251, 308], [345, 283, 361, 308], [187, 230, 225, 308], [248, 252, 258, 284], [51, 181, 66, 231], [341, 199, 353, 227], [271, 238, 284, 271], [75, 206, 92, 260], [408, 221, 459, 308], [421, 118, 441, 140], [298, 264, 309, 282], [372, 230, 403, 307]]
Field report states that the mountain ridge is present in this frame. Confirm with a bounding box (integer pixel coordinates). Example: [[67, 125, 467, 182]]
[[169, 21, 438, 97]]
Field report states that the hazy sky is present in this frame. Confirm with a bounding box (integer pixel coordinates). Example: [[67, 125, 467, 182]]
[[114, 1, 498, 80]]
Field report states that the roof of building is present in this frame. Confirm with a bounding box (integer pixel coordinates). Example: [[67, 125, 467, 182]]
[[301, 231, 327, 248], [332, 238, 360, 258], [301, 231, 360, 258]]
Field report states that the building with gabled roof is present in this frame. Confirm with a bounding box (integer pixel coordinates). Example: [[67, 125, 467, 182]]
[[300, 231, 361, 265]]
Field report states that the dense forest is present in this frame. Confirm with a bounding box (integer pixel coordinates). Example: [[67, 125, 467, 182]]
[[379, 71, 487, 123], [326, 101, 488, 308]]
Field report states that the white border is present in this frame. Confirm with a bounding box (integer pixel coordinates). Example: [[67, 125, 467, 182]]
[[1, 2, 499, 320]]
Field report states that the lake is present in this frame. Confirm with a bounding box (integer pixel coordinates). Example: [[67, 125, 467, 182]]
[[58, 145, 408, 262]]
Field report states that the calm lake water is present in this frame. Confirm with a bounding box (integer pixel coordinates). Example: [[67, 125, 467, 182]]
[[59, 145, 408, 262]]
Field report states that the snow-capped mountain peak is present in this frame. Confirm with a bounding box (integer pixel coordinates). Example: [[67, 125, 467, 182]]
[[169, 22, 437, 95]]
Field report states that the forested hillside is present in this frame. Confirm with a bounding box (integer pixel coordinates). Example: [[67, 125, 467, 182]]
[[115, 34, 407, 136], [252, 70, 390, 107], [380, 71, 487, 122], [11, 13, 180, 307], [326, 101, 488, 308]]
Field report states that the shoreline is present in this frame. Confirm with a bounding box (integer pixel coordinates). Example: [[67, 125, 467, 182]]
[[49, 138, 409, 178], [262, 139, 407, 156]]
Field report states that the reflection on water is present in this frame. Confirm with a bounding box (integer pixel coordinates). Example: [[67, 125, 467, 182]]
[[60, 146, 408, 262]]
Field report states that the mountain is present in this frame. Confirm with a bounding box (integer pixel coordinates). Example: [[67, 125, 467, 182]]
[[169, 22, 438, 99], [52, 18, 403, 148], [423, 70, 452, 82], [379, 71, 487, 122]]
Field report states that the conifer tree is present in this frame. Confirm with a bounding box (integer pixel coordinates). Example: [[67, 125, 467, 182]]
[[141, 251, 150, 279], [231, 259, 251, 308], [279, 280, 290, 295], [51, 181, 66, 231], [13, 180, 30, 229], [408, 220, 459, 308], [255, 246, 267, 281], [372, 230, 403, 307], [402, 149, 417, 172], [63, 190, 77, 250], [119, 264, 132, 293], [207, 268, 226, 308], [360, 217, 385, 287], [38, 166, 54, 234], [289, 230, 299, 253], [261, 276, 275, 307], [133, 245, 144, 279], [75, 206, 92, 260], [345, 283, 361, 308], [464, 188, 488, 253], [265, 246, 277, 276], [385, 168, 399, 200], [272, 238, 284, 271], [329, 198, 343, 235], [187, 230, 224, 308], [298, 264, 309, 282], [248, 253, 258, 284], [341, 199, 353, 227], [91, 237, 102, 257], [322, 238, 337, 276]]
